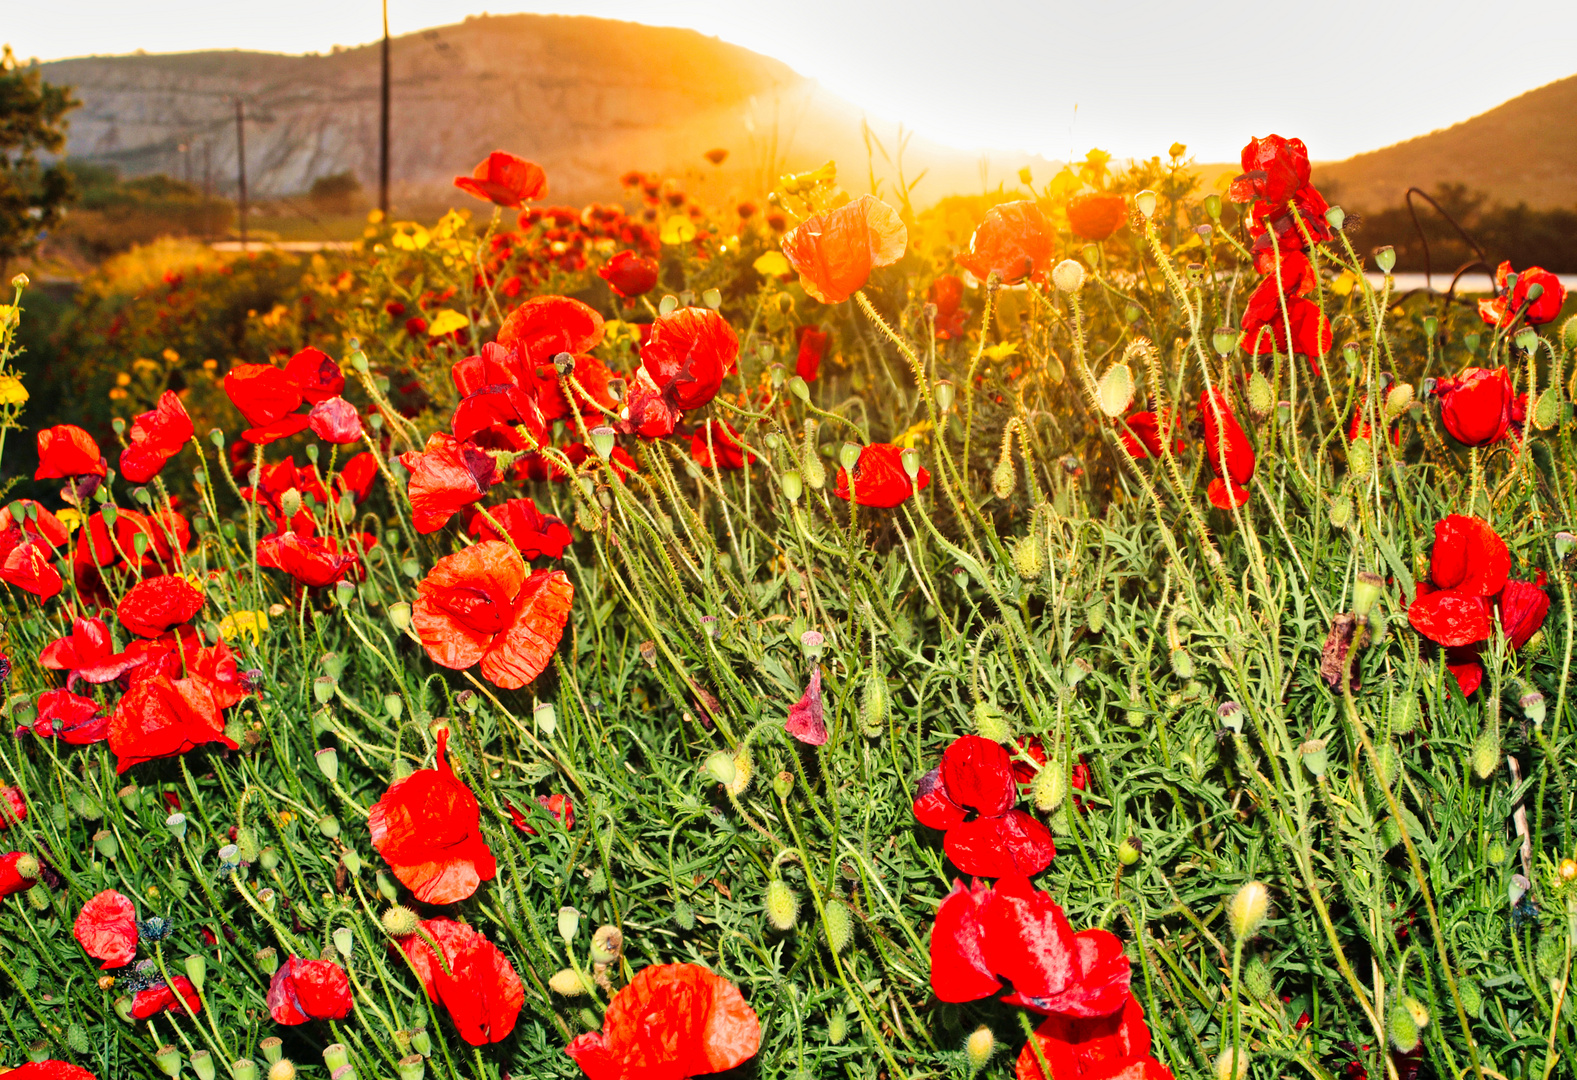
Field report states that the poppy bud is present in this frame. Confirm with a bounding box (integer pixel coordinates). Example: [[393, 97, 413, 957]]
[[1538, 931, 1563, 977], [827, 1010, 848, 1044], [779, 470, 803, 503], [823, 899, 854, 953], [1472, 723, 1500, 779], [1243, 954, 1272, 999], [94, 830, 118, 859], [704, 750, 737, 787], [267, 1062, 297, 1080], [1169, 647, 1194, 680], [1215, 1048, 1250, 1080], [257, 948, 279, 976], [972, 700, 1013, 743], [1228, 881, 1270, 939], [156, 1044, 182, 1077], [1204, 194, 1222, 220], [558, 906, 581, 942], [765, 878, 799, 930], [674, 899, 696, 930], [1388, 1001, 1420, 1052], [1385, 382, 1414, 418], [410, 1028, 431, 1057], [232, 1061, 258, 1080], [901, 447, 920, 479], [773, 771, 794, 799], [279, 487, 302, 519], [25, 882, 49, 910], [1052, 259, 1085, 293], [549, 968, 586, 996], [728, 746, 754, 796], [992, 446, 1016, 500], [1328, 494, 1352, 530], [965, 1026, 995, 1071], [314, 747, 339, 782], [1489, 840, 1508, 865], [377, 904, 418, 938], [860, 671, 888, 737], [934, 379, 956, 414], [1458, 976, 1482, 1017], [1533, 388, 1560, 431], [1032, 766, 1066, 813], [1353, 571, 1383, 619], [1299, 739, 1328, 777], [331, 926, 354, 958], [166, 812, 187, 840], [1134, 190, 1158, 219], [590, 924, 623, 964], [387, 602, 412, 632], [1348, 436, 1372, 480], [318, 815, 340, 838], [398, 1055, 426, 1080], [1014, 534, 1045, 581], [1097, 362, 1134, 418], [185, 953, 206, 993], [800, 430, 826, 490], [323, 1045, 349, 1072], [1326, 206, 1345, 231], [1117, 837, 1141, 866]]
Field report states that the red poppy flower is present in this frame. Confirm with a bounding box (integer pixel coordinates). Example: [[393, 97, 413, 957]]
[[110, 509, 190, 572], [1068, 193, 1128, 242], [598, 250, 661, 298], [180, 639, 248, 710], [781, 194, 908, 304], [398, 918, 524, 1045], [131, 975, 201, 1019], [1241, 296, 1331, 367], [1347, 397, 1401, 447], [1437, 367, 1514, 447], [369, 728, 496, 903], [1116, 410, 1183, 459], [0, 851, 39, 899], [267, 955, 354, 1024], [307, 397, 363, 444], [930, 875, 1130, 1016], [41, 617, 113, 677], [35, 689, 109, 744], [0, 787, 24, 829], [639, 306, 740, 411], [468, 499, 573, 559], [452, 383, 547, 446], [1230, 135, 1311, 206], [454, 151, 548, 209], [0, 500, 69, 548], [337, 451, 381, 503], [108, 675, 237, 773], [1429, 515, 1509, 597], [785, 666, 827, 745], [565, 963, 761, 1080], [691, 420, 755, 470], [257, 532, 364, 588], [452, 342, 518, 398], [284, 347, 346, 403], [117, 575, 204, 638], [1498, 577, 1549, 648], [618, 368, 682, 439], [509, 793, 575, 835], [400, 433, 502, 534], [413, 542, 573, 689], [1200, 390, 1254, 509], [35, 425, 106, 479], [497, 295, 604, 368], [1447, 651, 1485, 697], [1478, 262, 1568, 327], [795, 325, 829, 382], [120, 391, 194, 483], [2, 1062, 99, 1080], [1017, 994, 1174, 1080], [957, 201, 1054, 286], [834, 443, 930, 508], [914, 735, 1055, 877], [224, 363, 307, 442], [536, 353, 619, 423], [930, 275, 967, 340], [74, 889, 138, 968], [0, 528, 64, 600]]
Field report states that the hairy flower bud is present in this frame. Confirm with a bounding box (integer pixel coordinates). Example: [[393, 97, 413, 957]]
[[1052, 259, 1086, 293], [267, 1061, 297, 1080], [1385, 383, 1415, 418], [965, 1026, 995, 1071], [382, 905, 419, 938], [827, 1010, 848, 1045], [1013, 534, 1045, 581], [1228, 881, 1270, 939], [1243, 955, 1273, 999], [1347, 437, 1373, 480], [859, 671, 888, 737], [972, 700, 1013, 743], [1472, 723, 1501, 780], [549, 968, 586, 996], [1032, 765, 1066, 813], [822, 899, 853, 953], [1214, 1048, 1249, 1080], [1388, 1001, 1420, 1052], [800, 421, 826, 489], [764, 879, 799, 930], [1097, 362, 1134, 418], [1458, 976, 1482, 1016], [992, 445, 1016, 500]]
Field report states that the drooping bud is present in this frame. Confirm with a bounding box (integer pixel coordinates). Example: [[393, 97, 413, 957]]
[[992, 443, 1016, 500], [1243, 955, 1273, 999], [822, 899, 854, 953], [1533, 388, 1560, 431], [1246, 370, 1274, 417], [703, 751, 735, 786], [1032, 765, 1066, 813], [972, 700, 1013, 743], [279, 488, 302, 520], [727, 745, 754, 796], [332, 927, 354, 958], [787, 375, 809, 402], [1228, 881, 1270, 939], [965, 1026, 996, 1072], [764, 878, 799, 930], [800, 421, 826, 489], [839, 443, 861, 471], [827, 1010, 848, 1045], [1458, 976, 1482, 1017], [1097, 362, 1134, 418], [1347, 437, 1373, 480], [1388, 1001, 1420, 1052], [1052, 259, 1085, 293], [780, 470, 803, 503], [387, 602, 412, 633]]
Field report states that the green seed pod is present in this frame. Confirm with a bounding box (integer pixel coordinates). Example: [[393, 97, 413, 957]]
[[972, 700, 1014, 743], [259, 1038, 284, 1065], [591, 925, 623, 964], [1243, 955, 1273, 999], [1013, 533, 1045, 581], [1458, 976, 1482, 1017], [823, 899, 854, 953], [314, 747, 339, 782], [318, 816, 340, 838], [260, 847, 281, 871], [859, 671, 888, 737], [1116, 837, 1141, 867], [1032, 766, 1066, 813], [323, 1044, 349, 1072], [232, 1061, 258, 1080], [185, 954, 206, 994], [397, 1055, 426, 1080], [764, 879, 799, 930], [1472, 723, 1501, 780], [1388, 1002, 1419, 1052], [155, 1044, 182, 1078], [965, 1026, 996, 1071], [1348, 437, 1373, 479], [94, 830, 119, 859], [257, 948, 279, 976], [1246, 370, 1274, 419], [827, 1010, 849, 1045], [1299, 739, 1328, 778]]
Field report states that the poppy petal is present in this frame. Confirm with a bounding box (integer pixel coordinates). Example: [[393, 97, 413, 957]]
[[1408, 590, 1492, 647], [784, 667, 827, 745], [478, 568, 573, 690], [74, 889, 138, 968], [944, 810, 1056, 878], [939, 735, 1016, 816], [929, 878, 1001, 1003]]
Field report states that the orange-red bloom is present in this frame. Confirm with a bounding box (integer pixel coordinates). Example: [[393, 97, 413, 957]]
[[413, 541, 573, 689], [398, 917, 524, 1045], [131, 976, 201, 1019], [117, 575, 204, 639], [3, 1063, 99, 1080], [834, 443, 930, 508], [467, 498, 572, 560], [35, 424, 106, 479], [795, 325, 829, 382], [1200, 390, 1254, 509], [957, 201, 1054, 285], [639, 306, 739, 411], [565, 963, 761, 1080], [0, 851, 39, 898], [1017, 994, 1175, 1080], [1478, 261, 1568, 327], [598, 250, 661, 298], [0, 528, 64, 600], [74, 889, 138, 968], [497, 295, 605, 368], [454, 151, 548, 209], [1437, 367, 1514, 447], [120, 391, 193, 483], [1116, 410, 1183, 459], [369, 728, 496, 905], [108, 675, 237, 773], [929, 275, 967, 339], [780, 194, 908, 304], [257, 532, 367, 588], [400, 433, 502, 534], [267, 955, 353, 1024], [1068, 193, 1128, 242]]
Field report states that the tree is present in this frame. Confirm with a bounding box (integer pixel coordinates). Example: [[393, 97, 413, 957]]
[[308, 171, 365, 216], [0, 45, 79, 274]]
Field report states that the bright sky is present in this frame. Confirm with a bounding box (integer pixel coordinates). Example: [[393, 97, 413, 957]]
[[9, 0, 1577, 163]]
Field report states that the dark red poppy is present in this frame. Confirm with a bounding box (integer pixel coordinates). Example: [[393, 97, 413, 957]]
[[454, 151, 548, 209], [467, 498, 572, 559], [565, 963, 760, 1080], [1116, 410, 1183, 459], [930, 875, 1130, 1016], [598, 250, 661, 298], [795, 325, 830, 382], [399, 432, 502, 534], [0, 528, 64, 599], [929, 275, 967, 339], [74, 889, 138, 968], [0, 851, 39, 899], [398, 917, 524, 1045], [267, 955, 353, 1024], [413, 542, 573, 690], [691, 420, 755, 470], [497, 296, 604, 368], [785, 666, 827, 745], [780, 194, 909, 304], [284, 347, 346, 403], [1017, 994, 1174, 1080], [1478, 262, 1568, 327], [35, 689, 109, 744], [35, 425, 106, 479], [957, 201, 1054, 285], [1499, 578, 1550, 649], [307, 397, 363, 444], [1429, 515, 1509, 597], [1437, 367, 1514, 447], [509, 793, 575, 835], [834, 443, 930, 508], [639, 306, 740, 411], [369, 728, 496, 904], [1068, 193, 1128, 242], [120, 391, 194, 483], [2, 1062, 99, 1080], [117, 575, 204, 638], [257, 532, 364, 588], [131, 976, 201, 1019], [913, 735, 1056, 877], [108, 675, 237, 773], [1200, 390, 1254, 509]]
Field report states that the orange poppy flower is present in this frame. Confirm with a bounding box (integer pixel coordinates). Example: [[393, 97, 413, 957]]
[[1067, 193, 1128, 242], [412, 541, 573, 690], [369, 729, 496, 904], [453, 151, 548, 209], [956, 201, 1054, 285], [780, 194, 908, 304], [399, 433, 502, 534], [565, 964, 761, 1080], [496, 295, 605, 368]]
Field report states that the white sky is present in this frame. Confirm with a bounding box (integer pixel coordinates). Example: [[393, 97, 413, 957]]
[[8, 0, 1576, 163]]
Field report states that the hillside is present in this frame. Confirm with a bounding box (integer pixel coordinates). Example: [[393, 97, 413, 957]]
[[40, 14, 1053, 209], [1312, 74, 1577, 211]]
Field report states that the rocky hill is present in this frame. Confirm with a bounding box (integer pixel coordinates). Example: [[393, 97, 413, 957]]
[[41, 14, 1051, 209]]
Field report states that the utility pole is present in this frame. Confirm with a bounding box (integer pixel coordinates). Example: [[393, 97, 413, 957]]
[[235, 98, 248, 251], [379, 0, 390, 215]]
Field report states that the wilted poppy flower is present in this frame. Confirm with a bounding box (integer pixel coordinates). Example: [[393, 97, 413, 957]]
[[1068, 193, 1128, 242], [1017, 994, 1174, 1080], [0, 851, 39, 899], [914, 735, 1055, 877], [1200, 390, 1254, 509], [834, 443, 930, 508], [74, 889, 138, 968], [509, 793, 575, 834], [398, 917, 524, 1045], [691, 420, 755, 470], [468, 498, 572, 560], [35, 424, 107, 479], [781, 194, 908, 304], [400, 432, 502, 534], [796, 325, 829, 382], [957, 201, 1054, 285], [2, 1062, 99, 1080], [565, 963, 761, 1080], [1116, 410, 1183, 459], [0, 528, 64, 600], [930, 875, 1130, 1016], [284, 347, 346, 402], [117, 575, 204, 638], [455, 151, 548, 209], [1499, 578, 1550, 649], [257, 532, 364, 588], [618, 368, 683, 439], [497, 295, 605, 367], [785, 666, 826, 745], [35, 689, 109, 744], [413, 541, 573, 690], [120, 391, 193, 483], [369, 728, 496, 904], [108, 675, 237, 773], [1437, 367, 1514, 447], [267, 955, 354, 1024], [1429, 515, 1509, 597], [930, 275, 967, 340], [307, 397, 363, 444], [131, 976, 201, 1019], [640, 306, 740, 411], [1478, 262, 1568, 327], [598, 250, 661, 298]]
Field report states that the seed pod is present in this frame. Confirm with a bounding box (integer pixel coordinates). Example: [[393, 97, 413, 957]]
[[1243, 955, 1273, 999], [314, 747, 339, 782], [1097, 362, 1134, 417], [410, 1028, 431, 1058], [397, 1056, 426, 1080], [1013, 534, 1045, 581], [590, 925, 623, 964], [232, 1061, 259, 1080], [549, 969, 586, 996], [323, 1045, 350, 1072], [1116, 837, 1141, 866], [1228, 881, 1270, 940], [764, 879, 799, 930], [965, 1026, 996, 1071], [1472, 723, 1500, 780], [859, 671, 888, 737], [1299, 739, 1328, 778], [1032, 766, 1066, 813], [155, 1045, 182, 1078], [259, 1038, 284, 1065], [822, 899, 854, 953]]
